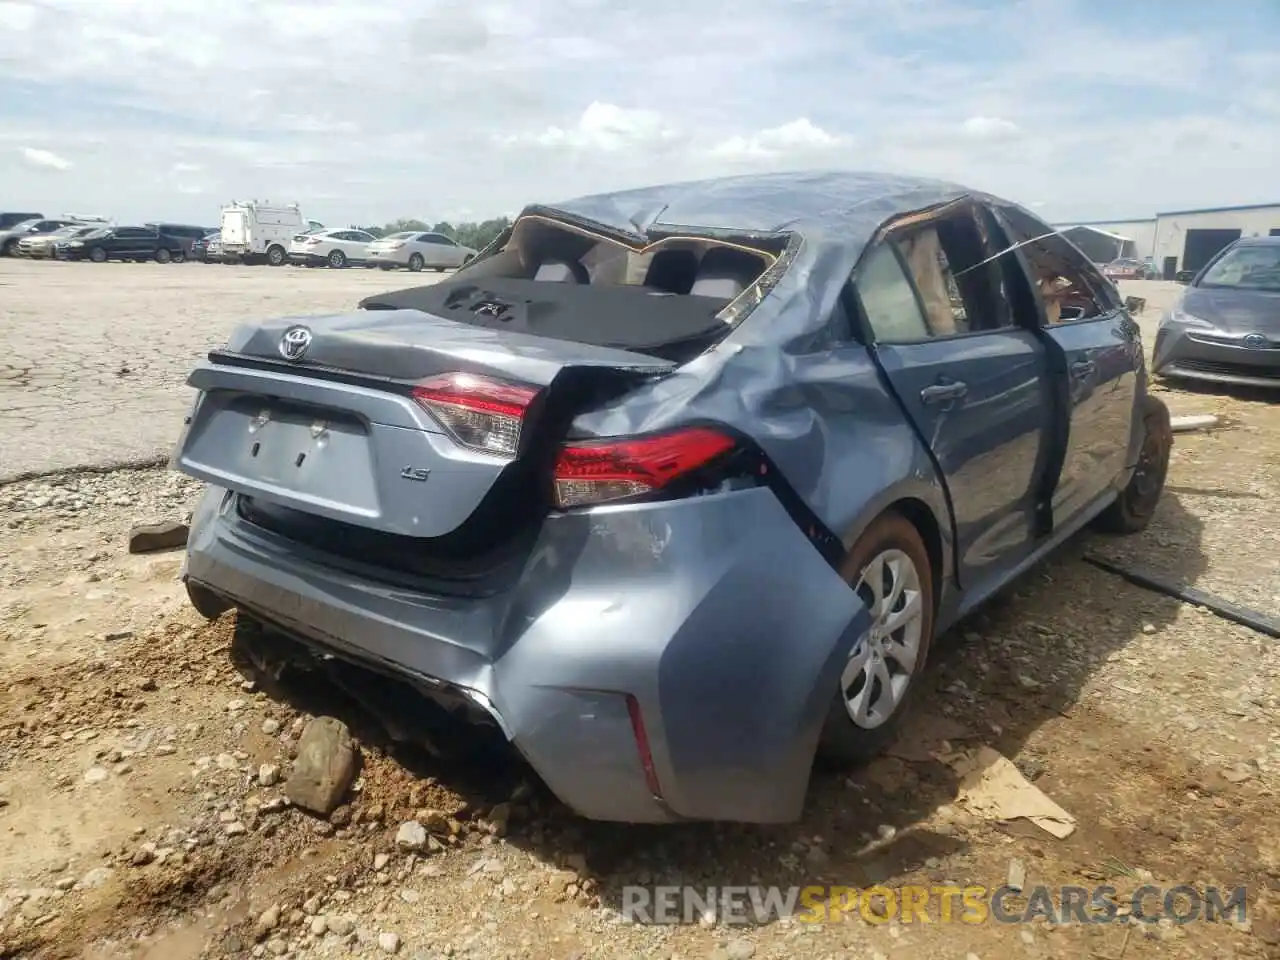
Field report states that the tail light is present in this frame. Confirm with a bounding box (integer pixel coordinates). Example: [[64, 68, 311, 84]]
[[411, 373, 538, 458], [304, 236, 322, 246], [387, 241, 406, 250], [553, 427, 737, 508]]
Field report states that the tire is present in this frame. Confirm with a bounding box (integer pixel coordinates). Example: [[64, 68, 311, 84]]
[[2, 239, 17, 257], [1091, 394, 1172, 535], [186, 580, 231, 621], [155, 247, 171, 263], [173, 249, 187, 263], [408, 253, 424, 272], [379, 263, 394, 271], [89, 246, 108, 263], [266, 245, 286, 266], [816, 510, 935, 765], [327, 249, 347, 268]]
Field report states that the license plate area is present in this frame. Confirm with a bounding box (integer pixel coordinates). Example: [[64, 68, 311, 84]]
[[183, 394, 380, 518]]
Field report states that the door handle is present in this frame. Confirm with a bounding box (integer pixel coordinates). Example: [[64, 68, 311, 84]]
[[920, 380, 968, 405], [1070, 359, 1096, 377]]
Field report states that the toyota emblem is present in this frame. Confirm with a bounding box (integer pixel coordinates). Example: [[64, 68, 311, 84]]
[[279, 325, 313, 361], [1242, 333, 1267, 350]]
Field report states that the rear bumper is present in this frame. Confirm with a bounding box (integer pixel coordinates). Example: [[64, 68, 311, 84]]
[[1153, 325, 1280, 387], [183, 484, 868, 824]]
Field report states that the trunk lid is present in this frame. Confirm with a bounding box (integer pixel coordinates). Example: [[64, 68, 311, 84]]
[[172, 308, 673, 540]]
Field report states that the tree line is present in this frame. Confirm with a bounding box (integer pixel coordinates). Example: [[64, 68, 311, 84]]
[[354, 217, 513, 251]]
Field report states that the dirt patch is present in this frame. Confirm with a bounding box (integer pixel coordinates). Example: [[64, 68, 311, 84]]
[[3, 374, 1280, 958]]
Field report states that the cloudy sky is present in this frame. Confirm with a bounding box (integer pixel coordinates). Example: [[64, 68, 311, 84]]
[[2, 0, 1277, 227]]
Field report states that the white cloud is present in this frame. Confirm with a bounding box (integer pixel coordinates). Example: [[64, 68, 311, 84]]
[[707, 118, 849, 162], [509, 102, 679, 152], [961, 116, 1019, 140], [20, 146, 72, 171], [0, 0, 1276, 225]]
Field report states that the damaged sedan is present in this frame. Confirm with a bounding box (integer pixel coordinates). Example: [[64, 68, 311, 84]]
[[171, 171, 1172, 824]]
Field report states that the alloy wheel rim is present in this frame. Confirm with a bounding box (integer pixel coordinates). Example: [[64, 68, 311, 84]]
[[841, 548, 924, 730]]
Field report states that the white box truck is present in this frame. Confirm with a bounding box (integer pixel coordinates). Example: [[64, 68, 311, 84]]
[[219, 201, 323, 265]]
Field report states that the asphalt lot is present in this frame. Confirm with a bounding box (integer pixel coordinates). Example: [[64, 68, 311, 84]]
[[0, 259, 429, 482], [0, 258, 1180, 482]]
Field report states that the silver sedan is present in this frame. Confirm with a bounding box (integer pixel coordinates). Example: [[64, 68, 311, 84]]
[[366, 231, 477, 272]]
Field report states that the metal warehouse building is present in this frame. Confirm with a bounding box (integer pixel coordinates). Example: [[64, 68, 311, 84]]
[[1058, 202, 1280, 278]]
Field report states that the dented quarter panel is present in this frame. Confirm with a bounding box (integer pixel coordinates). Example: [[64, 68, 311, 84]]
[[186, 483, 869, 822]]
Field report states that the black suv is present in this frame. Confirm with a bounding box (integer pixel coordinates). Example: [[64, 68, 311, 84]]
[[59, 226, 188, 263], [146, 222, 216, 256]]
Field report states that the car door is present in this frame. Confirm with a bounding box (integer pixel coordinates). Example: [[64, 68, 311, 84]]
[[988, 203, 1141, 532], [855, 202, 1056, 591], [419, 233, 453, 267], [347, 230, 376, 261]]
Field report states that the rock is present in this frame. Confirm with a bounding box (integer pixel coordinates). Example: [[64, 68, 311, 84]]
[[1223, 765, 1255, 784], [1251, 917, 1280, 945], [128, 520, 189, 554], [226, 699, 246, 713], [138, 678, 158, 692], [224, 822, 247, 836], [396, 822, 427, 852], [261, 719, 280, 736], [419, 809, 451, 834], [486, 802, 512, 836], [329, 805, 352, 827], [84, 767, 109, 784], [378, 932, 401, 954], [254, 905, 281, 941], [374, 853, 391, 871], [78, 867, 114, 889], [258, 764, 280, 787], [265, 938, 287, 956], [131, 846, 156, 867], [724, 941, 756, 960], [326, 915, 355, 936], [284, 718, 359, 816], [310, 916, 327, 935]]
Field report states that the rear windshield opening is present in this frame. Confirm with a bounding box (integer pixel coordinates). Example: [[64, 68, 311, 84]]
[[360, 215, 790, 362]]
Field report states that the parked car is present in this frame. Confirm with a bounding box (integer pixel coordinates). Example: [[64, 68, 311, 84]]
[[1153, 235, 1280, 388], [59, 225, 187, 263], [0, 211, 44, 230], [15, 223, 101, 258], [190, 231, 221, 262], [365, 231, 478, 272], [1102, 258, 1148, 280], [286, 227, 377, 268], [146, 222, 215, 257], [171, 171, 1172, 825], [0, 217, 83, 256]]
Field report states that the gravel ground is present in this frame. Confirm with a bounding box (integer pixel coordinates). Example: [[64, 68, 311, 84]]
[[0, 258, 436, 481], [1, 272, 1279, 959]]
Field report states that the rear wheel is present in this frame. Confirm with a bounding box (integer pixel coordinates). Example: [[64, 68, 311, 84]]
[[817, 511, 935, 765], [327, 249, 347, 268], [408, 253, 424, 272], [155, 247, 172, 263], [89, 246, 108, 263], [1092, 394, 1172, 535], [266, 245, 286, 266]]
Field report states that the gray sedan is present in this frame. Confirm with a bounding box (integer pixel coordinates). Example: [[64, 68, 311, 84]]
[[1153, 236, 1280, 388], [365, 231, 477, 271], [171, 171, 1170, 825]]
